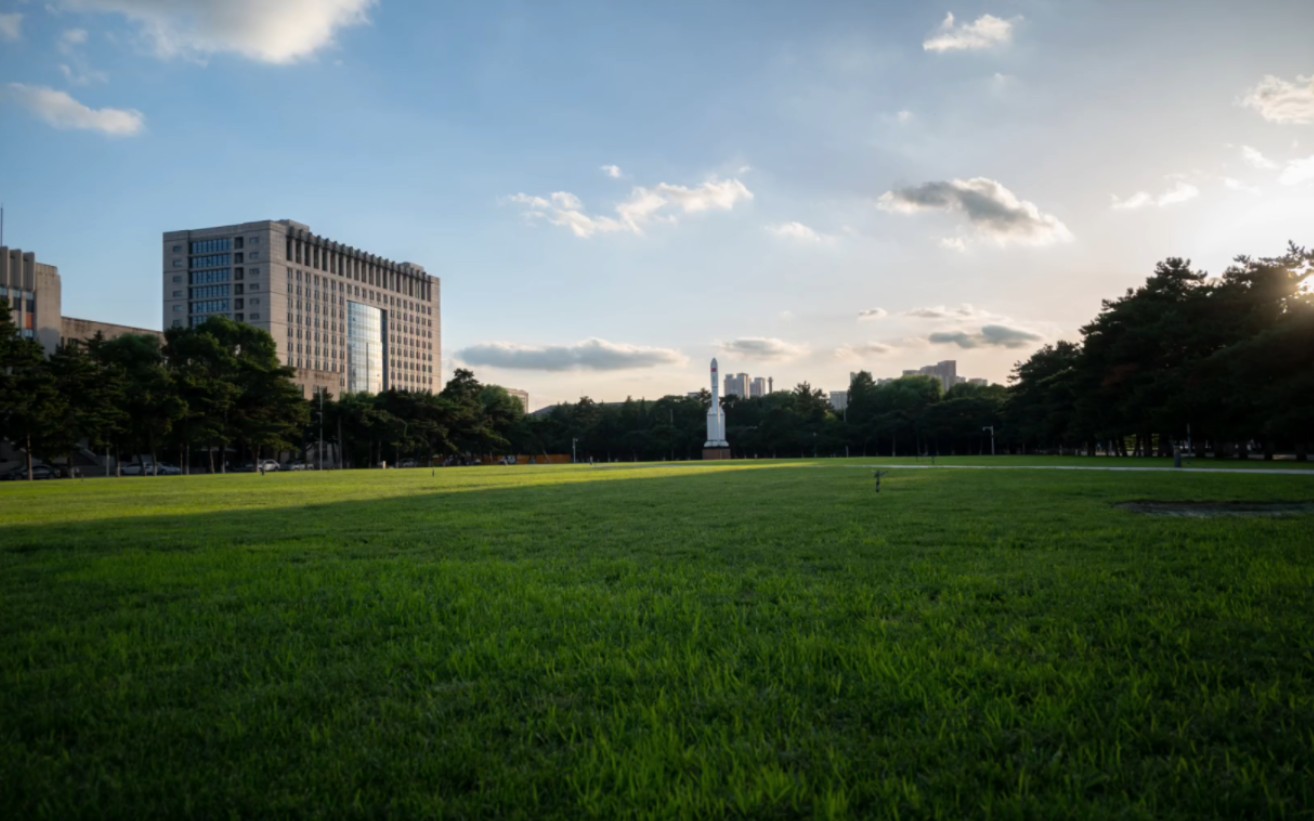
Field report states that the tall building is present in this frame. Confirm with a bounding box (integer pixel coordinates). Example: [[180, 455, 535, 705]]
[[724, 372, 750, 398], [903, 360, 958, 393], [750, 376, 766, 398], [162, 220, 441, 397], [829, 390, 848, 412], [1, 246, 62, 355]]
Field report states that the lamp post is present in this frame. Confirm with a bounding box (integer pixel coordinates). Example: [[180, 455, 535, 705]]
[[982, 425, 995, 456], [572, 437, 578, 464]]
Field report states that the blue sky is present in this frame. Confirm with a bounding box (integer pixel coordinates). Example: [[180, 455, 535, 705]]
[[2, 0, 1312, 407]]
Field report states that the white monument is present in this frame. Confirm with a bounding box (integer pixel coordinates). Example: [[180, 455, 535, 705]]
[[704, 358, 730, 458]]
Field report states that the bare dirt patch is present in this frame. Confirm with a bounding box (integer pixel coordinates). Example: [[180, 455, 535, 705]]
[[1116, 501, 1314, 518]]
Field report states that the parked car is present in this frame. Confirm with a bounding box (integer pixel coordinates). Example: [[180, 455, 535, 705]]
[[398, 458, 418, 468], [257, 459, 280, 473], [2, 464, 62, 480], [286, 461, 307, 471]]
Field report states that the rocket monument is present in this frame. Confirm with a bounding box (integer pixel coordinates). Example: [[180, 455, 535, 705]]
[[704, 358, 731, 459]]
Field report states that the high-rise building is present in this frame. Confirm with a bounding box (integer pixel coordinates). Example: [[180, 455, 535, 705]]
[[749, 376, 766, 398], [162, 220, 441, 398], [903, 360, 958, 393], [829, 390, 848, 412], [724, 372, 750, 398], [1, 246, 62, 355]]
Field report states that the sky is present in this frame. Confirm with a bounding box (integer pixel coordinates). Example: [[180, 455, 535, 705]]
[[1, 0, 1312, 409]]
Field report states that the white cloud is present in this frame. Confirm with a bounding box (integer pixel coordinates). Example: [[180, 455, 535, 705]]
[[457, 338, 686, 372], [928, 324, 1042, 349], [59, 63, 109, 85], [768, 221, 830, 243], [56, 0, 375, 64], [1111, 180, 1199, 210], [600, 164, 622, 179], [878, 177, 1072, 246], [1279, 155, 1314, 186], [0, 12, 23, 42], [939, 236, 968, 252], [1223, 177, 1260, 194], [857, 308, 887, 320], [1241, 145, 1278, 169], [1242, 74, 1314, 125], [719, 337, 804, 361], [510, 176, 753, 238], [905, 304, 994, 321], [835, 342, 894, 359], [923, 12, 1016, 53], [60, 28, 89, 49], [3, 83, 144, 136]]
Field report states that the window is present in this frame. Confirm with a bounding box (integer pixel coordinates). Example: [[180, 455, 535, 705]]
[[249, 283, 259, 291], [249, 267, 260, 276], [173, 260, 183, 268], [234, 267, 244, 281], [249, 236, 260, 245], [173, 305, 182, 312], [172, 275, 182, 283], [234, 237, 245, 250], [172, 319, 183, 328], [235, 313, 244, 322], [172, 290, 182, 298], [234, 252, 244, 264], [251, 313, 261, 320], [249, 251, 259, 260], [172, 244, 182, 253]]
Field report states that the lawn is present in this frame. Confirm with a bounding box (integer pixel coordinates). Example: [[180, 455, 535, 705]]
[[1, 460, 1312, 817]]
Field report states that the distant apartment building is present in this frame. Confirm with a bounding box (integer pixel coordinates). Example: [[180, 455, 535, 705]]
[[902, 360, 959, 394], [829, 390, 848, 412], [724, 372, 750, 398], [162, 220, 441, 398], [502, 387, 529, 413], [750, 376, 767, 398], [1, 246, 62, 354]]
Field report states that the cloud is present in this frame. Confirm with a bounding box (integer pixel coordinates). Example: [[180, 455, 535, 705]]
[[600, 164, 622, 179], [923, 12, 1016, 53], [56, 0, 374, 64], [60, 28, 90, 50], [1279, 155, 1314, 186], [928, 323, 1042, 349], [1242, 74, 1314, 125], [1241, 145, 1278, 169], [904, 303, 993, 321], [510, 176, 753, 238], [0, 12, 23, 42], [1110, 180, 1199, 210], [878, 177, 1071, 246], [3, 83, 144, 136], [457, 338, 686, 372], [1223, 177, 1260, 194], [939, 236, 968, 253], [857, 308, 887, 320], [835, 342, 894, 359], [768, 221, 831, 243], [719, 337, 804, 361]]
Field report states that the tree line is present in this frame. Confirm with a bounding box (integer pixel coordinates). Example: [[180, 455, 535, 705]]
[[2, 242, 1308, 478]]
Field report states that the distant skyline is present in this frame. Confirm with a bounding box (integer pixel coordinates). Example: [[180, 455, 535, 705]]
[[2, 0, 1312, 408]]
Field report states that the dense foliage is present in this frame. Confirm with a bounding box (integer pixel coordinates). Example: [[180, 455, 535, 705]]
[[3, 243, 1309, 474]]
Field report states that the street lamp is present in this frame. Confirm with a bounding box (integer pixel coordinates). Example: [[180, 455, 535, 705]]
[[572, 437, 578, 464], [982, 425, 995, 456]]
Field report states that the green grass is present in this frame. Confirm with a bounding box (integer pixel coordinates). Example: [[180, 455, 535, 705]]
[[2, 459, 1312, 818]]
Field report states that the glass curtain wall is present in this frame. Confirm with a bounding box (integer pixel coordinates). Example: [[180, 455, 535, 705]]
[[347, 301, 387, 394]]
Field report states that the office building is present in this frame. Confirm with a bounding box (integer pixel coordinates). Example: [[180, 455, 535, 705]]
[[750, 376, 766, 398], [502, 388, 529, 413], [901, 360, 958, 394], [162, 220, 441, 397], [1, 246, 62, 355], [829, 390, 848, 412]]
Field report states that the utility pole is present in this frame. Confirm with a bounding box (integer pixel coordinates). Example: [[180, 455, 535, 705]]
[[982, 425, 995, 456], [318, 388, 325, 470]]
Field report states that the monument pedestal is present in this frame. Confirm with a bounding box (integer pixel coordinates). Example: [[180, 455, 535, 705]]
[[703, 447, 732, 461]]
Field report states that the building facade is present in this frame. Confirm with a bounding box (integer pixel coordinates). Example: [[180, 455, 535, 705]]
[[162, 220, 441, 397], [1, 246, 62, 355], [724, 372, 750, 398], [750, 376, 766, 398]]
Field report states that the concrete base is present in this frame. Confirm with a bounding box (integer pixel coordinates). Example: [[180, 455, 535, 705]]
[[703, 447, 732, 461]]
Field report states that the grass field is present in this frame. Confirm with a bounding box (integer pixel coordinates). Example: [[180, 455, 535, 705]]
[[2, 459, 1312, 817]]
